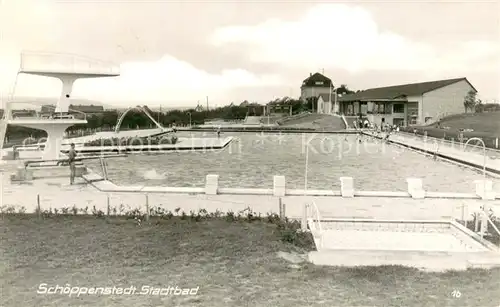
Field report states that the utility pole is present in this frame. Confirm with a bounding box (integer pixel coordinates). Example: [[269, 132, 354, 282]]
[[312, 87, 315, 113], [206, 96, 209, 111], [329, 82, 332, 111]]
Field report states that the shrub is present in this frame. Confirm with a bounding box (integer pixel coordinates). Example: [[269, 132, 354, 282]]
[[0, 206, 315, 249]]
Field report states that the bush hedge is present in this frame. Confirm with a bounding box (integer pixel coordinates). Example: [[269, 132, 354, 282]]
[[0, 205, 315, 249]]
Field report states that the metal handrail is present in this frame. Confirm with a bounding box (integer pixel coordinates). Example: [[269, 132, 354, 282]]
[[464, 137, 487, 179], [34, 104, 88, 121], [7, 104, 88, 122], [483, 210, 500, 248], [307, 201, 324, 249], [399, 130, 500, 154], [309, 201, 323, 234]]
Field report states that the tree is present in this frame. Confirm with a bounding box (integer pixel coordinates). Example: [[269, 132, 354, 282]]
[[463, 90, 480, 113], [476, 102, 500, 113], [336, 84, 355, 95]]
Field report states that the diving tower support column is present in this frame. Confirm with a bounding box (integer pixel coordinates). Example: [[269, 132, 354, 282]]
[[42, 126, 71, 160], [55, 75, 77, 113], [11, 120, 78, 160]]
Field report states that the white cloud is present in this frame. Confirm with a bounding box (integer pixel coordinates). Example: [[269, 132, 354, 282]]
[[0, 0, 283, 105], [0, 50, 283, 104], [74, 55, 283, 102], [209, 4, 436, 72], [209, 3, 498, 74]]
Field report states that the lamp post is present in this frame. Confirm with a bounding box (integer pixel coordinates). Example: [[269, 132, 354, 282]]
[[187, 112, 192, 128], [334, 88, 338, 114], [464, 137, 487, 239]]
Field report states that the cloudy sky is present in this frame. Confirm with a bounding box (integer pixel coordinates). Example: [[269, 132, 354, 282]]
[[0, 0, 499, 107]]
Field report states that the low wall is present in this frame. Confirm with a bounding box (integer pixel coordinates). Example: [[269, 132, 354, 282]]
[[84, 173, 497, 201], [1, 170, 495, 221]]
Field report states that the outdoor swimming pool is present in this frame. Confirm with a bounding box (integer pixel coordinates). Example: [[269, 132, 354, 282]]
[[84, 132, 490, 192]]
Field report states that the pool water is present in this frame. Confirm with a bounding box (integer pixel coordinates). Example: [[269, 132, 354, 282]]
[[84, 132, 490, 192]]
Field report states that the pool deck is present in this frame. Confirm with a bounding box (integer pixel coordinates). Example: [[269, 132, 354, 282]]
[[1, 169, 499, 221], [367, 131, 500, 174], [64, 136, 233, 153], [65, 128, 173, 144], [2, 137, 233, 159]]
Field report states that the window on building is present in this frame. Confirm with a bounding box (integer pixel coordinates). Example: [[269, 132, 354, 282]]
[[371, 103, 391, 114], [315, 81, 324, 85], [393, 104, 405, 113], [384, 103, 392, 114]]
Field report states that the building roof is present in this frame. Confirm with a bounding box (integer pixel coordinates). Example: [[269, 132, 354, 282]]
[[339, 77, 476, 102], [301, 72, 332, 88]]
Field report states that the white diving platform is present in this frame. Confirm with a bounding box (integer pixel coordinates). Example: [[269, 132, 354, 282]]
[[1, 51, 121, 161]]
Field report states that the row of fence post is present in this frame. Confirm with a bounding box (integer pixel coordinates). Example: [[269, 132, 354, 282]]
[[279, 197, 285, 219], [34, 193, 150, 221]]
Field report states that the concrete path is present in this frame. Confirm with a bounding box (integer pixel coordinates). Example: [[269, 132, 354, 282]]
[[388, 132, 500, 172], [2, 172, 499, 220]]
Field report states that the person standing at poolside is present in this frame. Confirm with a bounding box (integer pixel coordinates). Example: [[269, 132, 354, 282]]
[[68, 143, 77, 185]]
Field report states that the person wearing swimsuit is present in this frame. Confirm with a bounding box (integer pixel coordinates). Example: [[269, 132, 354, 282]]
[[68, 143, 77, 185]]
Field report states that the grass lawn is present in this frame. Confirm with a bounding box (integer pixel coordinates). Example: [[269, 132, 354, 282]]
[[402, 112, 500, 148], [1, 214, 500, 307]]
